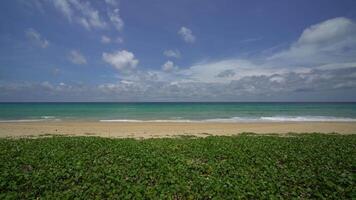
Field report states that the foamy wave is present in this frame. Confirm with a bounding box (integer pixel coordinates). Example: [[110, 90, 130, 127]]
[[100, 116, 356, 123], [259, 116, 356, 122], [206, 116, 356, 122], [40, 116, 56, 119], [204, 117, 259, 122]]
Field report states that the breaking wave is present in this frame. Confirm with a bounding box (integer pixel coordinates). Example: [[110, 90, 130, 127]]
[[100, 116, 356, 123]]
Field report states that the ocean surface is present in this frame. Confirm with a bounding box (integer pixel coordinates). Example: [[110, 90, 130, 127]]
[[0, 102, 356, 122]]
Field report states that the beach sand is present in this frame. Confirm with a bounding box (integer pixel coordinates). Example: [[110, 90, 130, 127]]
[[0, 122, 356, 138]]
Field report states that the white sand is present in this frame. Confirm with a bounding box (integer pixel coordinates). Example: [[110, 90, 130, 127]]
[[0, 121, 355, 138]]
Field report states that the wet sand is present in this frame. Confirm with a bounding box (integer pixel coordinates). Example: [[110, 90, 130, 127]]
[[0, 122, 356, 138]]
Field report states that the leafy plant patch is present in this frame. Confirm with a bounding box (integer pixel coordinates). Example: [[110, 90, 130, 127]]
[[0, 134, 355, 199]]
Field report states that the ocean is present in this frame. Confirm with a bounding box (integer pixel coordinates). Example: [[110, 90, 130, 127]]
[[0, 102, 356, 122]]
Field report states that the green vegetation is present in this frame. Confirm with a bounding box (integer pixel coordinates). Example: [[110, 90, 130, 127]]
[[0, 134, 355, 199]]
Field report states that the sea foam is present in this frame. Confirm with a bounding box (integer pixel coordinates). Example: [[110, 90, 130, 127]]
[[99, 116, 356, 123]]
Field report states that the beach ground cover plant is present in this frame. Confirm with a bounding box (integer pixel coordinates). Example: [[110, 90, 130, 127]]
[[0, 133, 355, 199]]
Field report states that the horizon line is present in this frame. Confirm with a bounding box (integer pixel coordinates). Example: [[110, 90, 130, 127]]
[[1, 101, 356, 103]]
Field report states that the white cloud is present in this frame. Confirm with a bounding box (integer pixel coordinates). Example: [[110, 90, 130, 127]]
[[178, 26, 195, 43], [101, 35, 123, 44], [298, 17, 355, 45], [97, 67, 356, 101], [179, 59, 273, 83], [52, 0, 73, 20], [216, 69, 236, 78], [48, 0, 107, 30], [162, 60, 179, 72], [105, 0, 118, 6], [70, 0, 106, 29], [101, 35, 111, 44], [31, 1, 125, 32], [108, 8, 124, 31], [97, 17, 356, 100], [102, 50, 139, 71], [269, 17, 356, 65], [6, 18, 356, 101], [25, 28, 49, 48], [316, 62, 356, 70], [174, 18, 356, 84], [2, 66, 356, 101], [69, 50, 87, 65], [163, 49, 181, 58], [269, 75, 285, 83]]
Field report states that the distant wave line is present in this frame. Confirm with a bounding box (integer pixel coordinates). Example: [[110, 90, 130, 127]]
[[100, 116, 356, 123]]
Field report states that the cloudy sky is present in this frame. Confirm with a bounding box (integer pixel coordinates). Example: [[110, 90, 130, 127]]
[[1, 0, 356, 102]]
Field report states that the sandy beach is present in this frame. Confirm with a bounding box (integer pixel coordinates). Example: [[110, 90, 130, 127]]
[[0, 121, 356, 138]]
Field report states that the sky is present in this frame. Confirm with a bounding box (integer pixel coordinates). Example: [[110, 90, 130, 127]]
[[1, 0, 356, 102]]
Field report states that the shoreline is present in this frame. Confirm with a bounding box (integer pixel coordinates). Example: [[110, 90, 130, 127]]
[[1, 121, 356, 138]]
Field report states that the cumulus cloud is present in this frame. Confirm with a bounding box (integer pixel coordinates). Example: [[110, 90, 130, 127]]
[[108, 8, 124, 31], [27, 0, 126, 37], [162, 61, 179, 72], [179, 17, 356, 84], [172, 17, 356, 86], [149, 17, 356, 98], [3, 67, 355, 102], [163, 49, 181, 58], [72, 0, 106, 29], [68, 50, 87, 65], [25, 28, 49, 48], [52, 0, 73, 20], [113, 67, 356, 101], [5, 17, 356, 101], [51, 0, 107, 30], [179, 59, 276, 83], [101, 35, 124, 44], [102, 50, 139, 71], [101, 35, 111, 44], [269, 17, 356, 66], [104, 0, 118, 6], [178, 26, 195, 43], [216, 69, 236, 78]]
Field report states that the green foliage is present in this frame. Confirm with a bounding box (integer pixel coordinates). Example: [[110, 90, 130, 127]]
[[0, 134, 355, 199]]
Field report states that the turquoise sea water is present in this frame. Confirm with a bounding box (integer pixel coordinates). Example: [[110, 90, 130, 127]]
[[0, 102, 356, 122]]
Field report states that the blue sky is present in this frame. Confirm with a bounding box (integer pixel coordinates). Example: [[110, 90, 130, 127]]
[[1, 0, 356, 101]]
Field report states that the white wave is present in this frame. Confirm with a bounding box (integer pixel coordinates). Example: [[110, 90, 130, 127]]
[[260, 116, 356, 122], [204, 117, 260, 123], [205, 116, 356, 122], [40, 116, 56, 119], [99, 116, 356, 123]]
